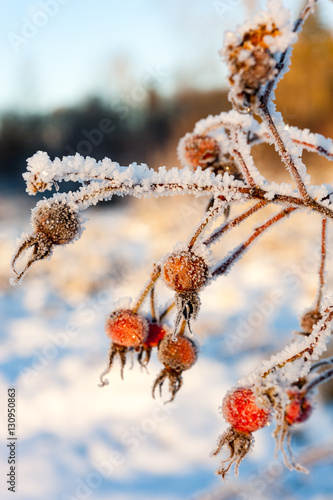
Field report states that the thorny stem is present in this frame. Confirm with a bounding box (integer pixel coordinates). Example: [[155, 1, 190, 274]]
[[188, 200, 226, 250], [212, 207, 296, 278], [303, 367, 333, 394], [132, 264, 161, 314], [204, 200, 268, 246], [316, 218, 327, 310]]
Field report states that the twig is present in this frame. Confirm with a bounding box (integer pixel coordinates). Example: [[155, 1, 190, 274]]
[[132, 265, 161, 314], [316, 218, 327, 309], [204, 200, 268, 247], [212, 207, 296, 278]]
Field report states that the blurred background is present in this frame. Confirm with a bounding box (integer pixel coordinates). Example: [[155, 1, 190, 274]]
[[1, 1, 333, 500]]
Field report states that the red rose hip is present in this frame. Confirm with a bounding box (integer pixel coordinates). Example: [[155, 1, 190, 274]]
[[222, 387, 271, 433]]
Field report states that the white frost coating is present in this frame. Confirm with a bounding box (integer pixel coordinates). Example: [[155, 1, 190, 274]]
[[230, 127, 267, 187], [193, 110, 259, 137], [266, 102, 312, 186], [24, 152, 250, 210], [288, 126, 333, 161], [240, 303, 333, 392]]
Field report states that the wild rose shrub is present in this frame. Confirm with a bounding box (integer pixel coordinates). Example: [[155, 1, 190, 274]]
[[11, 0, 333, 478]]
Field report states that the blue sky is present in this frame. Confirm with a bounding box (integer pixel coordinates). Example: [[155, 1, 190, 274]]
[[1, 0, 332, 114]]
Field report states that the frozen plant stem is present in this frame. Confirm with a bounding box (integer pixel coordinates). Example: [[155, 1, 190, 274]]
[[204, 200, 268, 247], [259, 104, 311, 202], [188, 200, 226, 250], [303, 367, 333, 394], [212, 207, 296, 278], [132, 265, 161, 314], [316, 218, 327, 310]]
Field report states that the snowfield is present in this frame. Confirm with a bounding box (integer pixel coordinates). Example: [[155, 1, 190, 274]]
[[1, 194, 333, 500]]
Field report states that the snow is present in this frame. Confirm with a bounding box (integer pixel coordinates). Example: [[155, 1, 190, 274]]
[[2, 192, 333, 499]]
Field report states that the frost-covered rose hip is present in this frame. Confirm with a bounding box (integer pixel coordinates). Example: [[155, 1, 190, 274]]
[[212, 386, 271, 478], [33, 200, 79, 245], [99, 309, 148, 386], [163, 250, 209, 335], [105, 309, 148, 348], [153, 334, 197, 402], [222, 387, 271, 433], [11, 199, 80, 283], [300, 309, 322, 335], [157, 334, 197, 371], [163, 250, 208, 293], [138, 320, 168, 366], [284, 389, 312, 426], [179, 134, 220, 170]]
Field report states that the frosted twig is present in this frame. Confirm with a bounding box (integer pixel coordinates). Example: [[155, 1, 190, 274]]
[[316, 218, 327, 309], [204, 200, 268, 246], [230, 126, 256, 187], [303, 367, 333, 394], [132, 265, 161, 314], [211, 207, 296, 278], [259, 104, 311, 201], [188, 198, 227, 250], [309, 356, 333, 372]]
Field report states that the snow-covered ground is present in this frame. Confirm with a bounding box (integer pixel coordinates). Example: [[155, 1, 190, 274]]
[[1, 193, 333, 500]]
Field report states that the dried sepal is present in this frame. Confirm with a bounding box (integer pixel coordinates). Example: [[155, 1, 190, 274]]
[[211, 426, 254, 479], [273, 388, 312, 473]]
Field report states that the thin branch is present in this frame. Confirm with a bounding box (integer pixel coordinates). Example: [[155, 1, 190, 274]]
[[259, 105, 311, 201], [132, 264, 161, 314], [150, 286, 157, 321], [204, 200, 268, 246], [261, 307, 333, 380], [310, 356, 333, 372], [188, 199, 226, 251], [230, 126, 256, 187], [212, 207, 296, 278], [316, 218, 327, 309], [303, 367, 333, 394]]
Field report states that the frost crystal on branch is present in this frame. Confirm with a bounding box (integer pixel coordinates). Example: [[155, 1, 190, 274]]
[[10, 0, 333, 481]]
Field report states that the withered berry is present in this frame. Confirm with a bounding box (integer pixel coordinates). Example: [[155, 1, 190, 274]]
[[33, 200, 79, 245], [300, 309, 322, 335], [181, 134, 220, 170], [11, 199, 80, 283]]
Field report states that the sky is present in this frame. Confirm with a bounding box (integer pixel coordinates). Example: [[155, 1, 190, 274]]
[[1, 0, 333, 115]]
